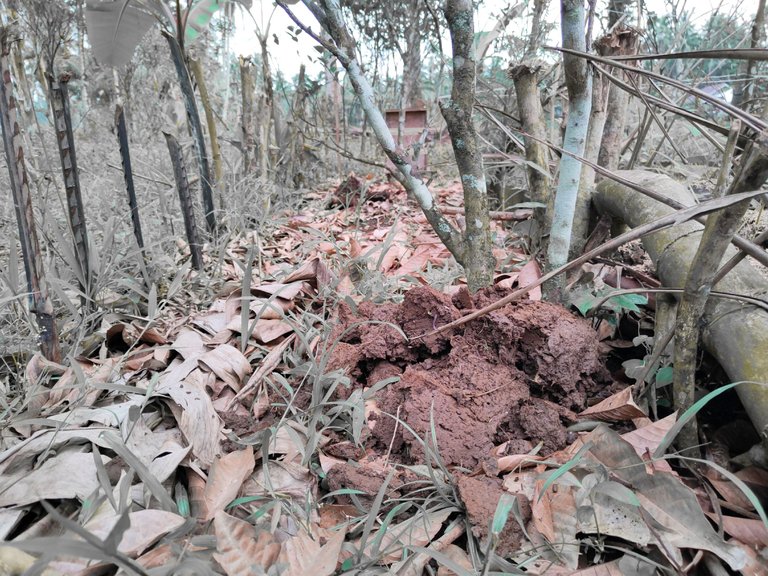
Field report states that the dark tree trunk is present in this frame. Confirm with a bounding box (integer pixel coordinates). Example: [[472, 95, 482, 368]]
[[163, 30, 216, 236], [115, 104, 144, 251], [239, 57, 257, 174], [1, 31, 61, 362], [164, 131, 203, 271], [48, 73, 91, 297]]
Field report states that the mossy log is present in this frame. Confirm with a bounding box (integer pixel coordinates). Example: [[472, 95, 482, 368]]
[[594, 170, 768, 440]]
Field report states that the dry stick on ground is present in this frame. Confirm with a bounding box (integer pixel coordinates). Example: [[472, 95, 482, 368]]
[[420, 188, 768, 339], [673, 123, 768, 453], [603, 66, 728, 152], [106, 163, 174, 188], [431, 206, 533, 222], [611, 48, 768, 62], [714, 226, 768, 282], [398, 520, 466, 576], [554, 46, 767, 132]]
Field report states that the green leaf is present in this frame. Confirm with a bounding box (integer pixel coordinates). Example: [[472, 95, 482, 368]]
[[655, 365, 673, 386], [654, 381, 766, 457], [570, 290, 600, 316], [538, 441, 592, 501], [491, 493, 516, 536], [184, 0, 222, 44], [604, 292, 647, 313]]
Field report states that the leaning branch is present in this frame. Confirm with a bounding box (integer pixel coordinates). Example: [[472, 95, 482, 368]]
[[277, 0, 464, 259]]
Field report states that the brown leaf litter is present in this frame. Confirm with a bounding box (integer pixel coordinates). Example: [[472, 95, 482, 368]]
[[1, 178, 766, 574]]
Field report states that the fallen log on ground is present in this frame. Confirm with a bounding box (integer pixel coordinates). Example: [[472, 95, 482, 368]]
[[594, 170, 768, 441]]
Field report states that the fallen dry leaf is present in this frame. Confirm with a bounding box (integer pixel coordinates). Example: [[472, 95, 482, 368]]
[[243, 460, 315, 501], [0, 449, 109, 507], [621, 413, 677, 473], [517, 259, 542, 301], [84, 509, 186, 556], [586, 426, 747, 570], [213, 511, 281, 576], [710, 514, 768, 548], [279, 525, 346, 576], [202, 446, 256, 521], [578, 386, 647, 421], [154, 363, 222, 467], [435, 544, 474, 576], [199, 344, 252, 391], [0, 546, 61, 576], [495, 452, 546, 473]]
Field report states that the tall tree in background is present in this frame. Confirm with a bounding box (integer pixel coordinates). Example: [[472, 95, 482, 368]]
[[596, 0, 639, 173], [344, 0, 429, 108], [545, 0, 592, 299], [24, 0, 92, 298], [0, 26, 61, 362], [83, 0, 256, 236], [731, 0, 766, 110], [278, 0, 496, 291]]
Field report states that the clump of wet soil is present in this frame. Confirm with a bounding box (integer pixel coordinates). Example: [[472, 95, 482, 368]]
[[324, 285, 609, 550], [327, 286, 607, 469]]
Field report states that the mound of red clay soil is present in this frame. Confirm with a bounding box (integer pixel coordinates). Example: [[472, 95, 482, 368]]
[[324, 285, 610, 551], [328, 285, 607, 468]]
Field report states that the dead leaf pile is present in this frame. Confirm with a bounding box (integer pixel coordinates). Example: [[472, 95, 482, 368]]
[[0, 178, 765, 575]]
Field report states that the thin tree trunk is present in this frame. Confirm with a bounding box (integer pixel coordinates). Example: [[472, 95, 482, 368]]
[[164, 132, 203, 271], [597, 26, 639, 173], [573, 64, 610, 252], [731, 0, 766, 110], [76, 0, 88, 107], [47, 73, 90, 297], [239, 56, 256, 174], [288, 0, 466, 278], [0, 30, 61, 362], [221, 2, 234, 124], [510, 63, 551, 246], [440, 0, 495, 290], [333, 73, 342, 173], [546, 0, 593, 298], [163, 30, 216, 235], [286, 64, 307, 187], [267, 35, 287, 156], [189, 56, 222, 189], [673, 126, 768, 452], [525, 0, 549, 59], [403, 0, 423, 105]]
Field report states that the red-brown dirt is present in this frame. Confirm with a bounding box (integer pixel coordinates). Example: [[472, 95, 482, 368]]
[[325, 285, 610, 547]]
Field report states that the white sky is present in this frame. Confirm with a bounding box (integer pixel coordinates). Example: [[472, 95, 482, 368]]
[[230, 0, 758, 79]]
